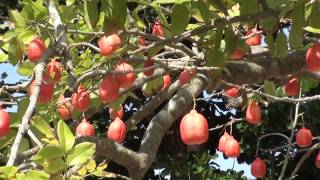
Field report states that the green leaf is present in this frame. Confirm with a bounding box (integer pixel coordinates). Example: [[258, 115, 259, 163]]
[[239, 0, 257, 16], [84, 0, 99, 29], [308, 3, 320, 28], [206, 28, 225, 67], [304, 26, 320, 33], [32, 145, 64, 165], [264, 80, 277, 101], [17, 61, 35, 76], [31, 116, 55, 139], [289, 1, 305, 50], [67, 142, 96, 166], [57, 120, 75, 152], [224, 26, 237, 53], [170, 3, 190, 35], [17, 138, 30, 154], [25, 170, 50, 180], [195, 0, 211, 23], [101, 0, 127, 32], [43, 158, 66, 174], [259, 16, 278, 33], [275, 31, 288, 58], [8, 37, 25, 65], [0, 129, 17, 149], [66, 0, 76, 6], [19, 30, 37, 44], [265, 35, 275, 55], [9, 10, 25, 28], [90, 90, 101, 109], [0, 166, 17, 179], [0, 49, 8, 62], [302, 77, 318, 93], [17, 98, 29, 118]]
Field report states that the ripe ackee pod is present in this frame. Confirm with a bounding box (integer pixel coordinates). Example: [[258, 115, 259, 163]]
[[0, 105, 10, 138], [296, 127, 313, 148], [57, 94, 73, 120], [46, 59, 62, 83], [251, 157, 267, 178], [71, 85, 90, 112], [245, 28, 262, 46], [179, 69, 192, 85], [98, 33, 121, 56], [306, 43, 320, 72], [179, 110, 209, 145], [109, 105, 124, 120], [225, 87, 240, 97], [162, 75, 171, 90], [284, 78, 300, 96], [99, 75, 120, 103], [107, 117, 126, 143], [143, 59, 155, 76], [27, 36, 45, 62], [139, 37, 146, 46], [152, 21, 163, 37], [224, 136, 240, 158], [76, 118, 95, 137], [229, 49, 245, 60], [115, 61, 136, 88], [315, 152, 320, 168], [218, 131, 231, 153], [246, 101, 261, 125], [29, 74, 54, 104]]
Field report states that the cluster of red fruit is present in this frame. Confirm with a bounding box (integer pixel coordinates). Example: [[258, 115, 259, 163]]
[[229, 28, 262, 60]]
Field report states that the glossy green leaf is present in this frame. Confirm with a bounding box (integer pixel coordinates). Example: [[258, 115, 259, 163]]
[[31, 116, 55, 139], [289, 1, 305, 50], [57, 120, 75, 152], [224, 26, 237, 53], [239, 0, 257, 16], [17, 138, 30, 154], [9, 10, 25, 28], [206, 28, 225, 67], [0, 49, 8, 62], [17, 98, 30, 118], [259, 16, 278, 33], [275, 31, 288, 58], [43, 158, 66, 174], [195, 0, 211, 23], [302, 77, 318, 93], [0, 129, 17, 149], [84, 0, 99, 29], [66, 0, 76, 6], [265, 35, 275, 55], [308, 3, 320, 28], [17, 61, 35, 76], [25, 170, 50, 180], [171, 3, 190, 35], [8, 37, 25, 65], [0, 166, 17, 179], [67, 142, 96, 166], [264, 80, 277, 101], [101, 0, 127, 32], [90, 90, 101, 109], [304, 26, 320, 33], [32, 145, 64, 165]]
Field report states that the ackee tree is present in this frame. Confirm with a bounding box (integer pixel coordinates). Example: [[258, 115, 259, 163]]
[[0, 0, 320, 179]]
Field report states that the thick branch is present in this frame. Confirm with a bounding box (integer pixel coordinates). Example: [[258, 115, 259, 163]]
[[6, 49, 54, 166]]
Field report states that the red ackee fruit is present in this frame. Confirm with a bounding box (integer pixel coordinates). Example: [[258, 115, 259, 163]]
[[109, 105, 124, 120], [218, 131, 231, 153], [179, 69, 192, 85], [180, 110, 209, 145], [224, 136, 240, 158], [162, 75, 172, 90], [143, 59, 155, 76], [306, 43, 320, 72], [246, 101, 261, 125], [115, 61, 136, 88], [76, 118, 95, 137], [245, 29, 262, 46], [139, 37, 146, 46], [46, 59, 62, 83], [57, 94, 73, 120], [251, 157, 267, 178], [315, 152, 320, 168], [29, 74, 54, 104], [284, 78, 300, 97], [99, 75, 120, 103], [27, 37, 45, 62], [296, 127, 313, 148], [98, 33, 121, 56], [107, 117, 126, 143], [152, 21, 163, 37], [229, 49, 245, 60], [225, 87, 240, 97], [71, 85, 90, 112], [0, 105, 10, 138]]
